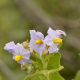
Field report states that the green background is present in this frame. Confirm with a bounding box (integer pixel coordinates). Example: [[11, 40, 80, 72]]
[[0, 0, 80, 80]]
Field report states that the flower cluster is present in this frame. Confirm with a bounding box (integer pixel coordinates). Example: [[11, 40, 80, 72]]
[[4, 27, 66, 65]]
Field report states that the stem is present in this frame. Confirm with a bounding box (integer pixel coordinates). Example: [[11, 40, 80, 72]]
[[46, 77, 49, 80], [24, 66, 64, 80]]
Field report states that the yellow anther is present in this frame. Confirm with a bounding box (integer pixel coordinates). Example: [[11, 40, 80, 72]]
[[53, 38, 62, 43], [35, 39, 42, 44], [15, 55, 22, 61]]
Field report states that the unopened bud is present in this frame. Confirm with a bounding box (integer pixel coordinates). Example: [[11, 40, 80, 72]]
[[21, 63, 28, 71], [26, 64, 35, 75], [56, 30, 66, 37], [43, 48, 48, 54], [21, 40, 29, 49], [43, 45, 49, 54]]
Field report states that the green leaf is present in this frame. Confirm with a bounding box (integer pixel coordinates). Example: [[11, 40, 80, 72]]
[[57, 42, 63, 49], [31, 76, 46, 80], [49, 72, 65, 80], [30, 53, 43, 69], [24, 66, 64, 80], [47, 52, 61, 70], [74, 70, 80, 80], [31, 53, 47, 69]]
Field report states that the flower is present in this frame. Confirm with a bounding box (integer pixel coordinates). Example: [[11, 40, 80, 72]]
[[4, 41, 16, 53], [29, 30, 45, 56], [12, 43, 31, 65], [44, 27, 63, 53]]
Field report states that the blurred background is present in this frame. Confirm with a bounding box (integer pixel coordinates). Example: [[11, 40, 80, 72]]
[[0, 0, 80, 80]]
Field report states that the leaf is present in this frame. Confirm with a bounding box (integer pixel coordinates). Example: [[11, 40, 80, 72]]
[[31, 76, 46, 80], [74, 70, 80, 80], [47, 52, 61, 70], [30, 53, 43, 69], [57, 42, 63, 49], [49, 72, 65, 80], [24, 66, 64, 80], [31, 53, 47, 69]]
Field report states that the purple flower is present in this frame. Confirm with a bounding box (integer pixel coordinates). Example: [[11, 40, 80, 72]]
[[44, 27, 62, 53], [12, 43, 31, 65], [29, 30, 45, 56]]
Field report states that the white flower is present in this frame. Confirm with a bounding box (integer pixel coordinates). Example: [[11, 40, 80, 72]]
[[12, 43, 31, 65], [29, 30, 45, 56], [44, 27, 62, 53], [4, 41, 16, 53]]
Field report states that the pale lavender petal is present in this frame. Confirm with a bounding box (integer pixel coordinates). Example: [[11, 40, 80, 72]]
[[22, 50, 30, 60], [48, 44, 59, 53], [30, 30, 38, 40], [17, 59, 31, 65], [36, 43, 45, 57], [29, 39, 38, 49], [44, 35, 53, 46], [13, 43, 24, 55], [4, 41, 16, 53], [48, 27, 60, 38], [13, 55, 15, 59], [37, 31, 44, 39]]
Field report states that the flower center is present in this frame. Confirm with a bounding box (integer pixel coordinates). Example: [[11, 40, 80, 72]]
[[53, 38, 62, 43], [35, 39, 42, 44], [15, 54, 22, 61]]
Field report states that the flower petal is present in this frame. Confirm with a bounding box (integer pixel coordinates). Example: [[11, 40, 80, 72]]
[[4, 41, 16, 53], [22, 50, 30, 60], [30, 30, 38, 40], [48, 27, 60, 38], [36, 31, 44, 39], [17, 59, 31, 65], [44, 35, 53, 46], [48, 44, 59, 53]]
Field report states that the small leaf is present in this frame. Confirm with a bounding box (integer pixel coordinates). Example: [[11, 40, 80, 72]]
[[57, 42, 63, 49], [74, 70, 80, 80], [47, 52, 61, 70], [31, 53, 47, 69]]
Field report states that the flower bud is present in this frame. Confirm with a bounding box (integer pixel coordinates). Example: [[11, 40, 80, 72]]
[[56, 30, 66, 37], [21, 63, 28, 71], [26, 64, 35, 75], [43, 45, 49, 54], [43, 48, 48, 54], [21, 40, 29, 49]]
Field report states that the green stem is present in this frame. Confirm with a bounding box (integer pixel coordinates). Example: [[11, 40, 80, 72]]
[[46, 77, 49, 80], [24, 66, 64, 80]]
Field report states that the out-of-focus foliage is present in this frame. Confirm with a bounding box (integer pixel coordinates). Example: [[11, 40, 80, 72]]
[[0, 0, 80, 80], [74, 70, 80, 80]]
